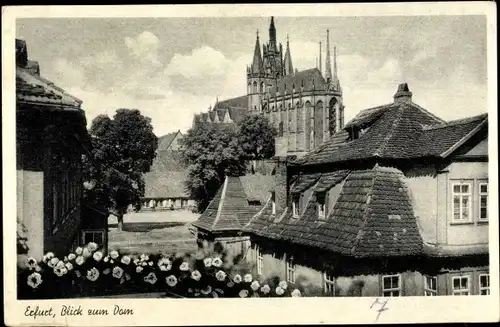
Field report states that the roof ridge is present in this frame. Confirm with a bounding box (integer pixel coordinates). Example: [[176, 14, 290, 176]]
[[211, 176, 229, 230], [373, 105, 405, 157], [423, 113, 488, 130], [351, 167, 378, 256], [408, 101, 445, 124]]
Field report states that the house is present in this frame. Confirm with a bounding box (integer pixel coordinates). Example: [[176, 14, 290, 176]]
[[192, 173, 275, 258], [16, 39, 100, 261], [140, 131, 196, 211], [241, 83, 489, 297]]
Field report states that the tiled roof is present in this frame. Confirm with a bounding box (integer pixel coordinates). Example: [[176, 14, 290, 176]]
[[243, 165, 424, 258], [157, 131, 181, 151], [269, 68, 327, 97], [297, 102, 451, 166], [227, 107, 248, 123], [16, 67, 82, 108], [192, 174, 274, 233], [149, 150, 186, 172], [143, 171, 189, 198], [213, 95, 248, 110]]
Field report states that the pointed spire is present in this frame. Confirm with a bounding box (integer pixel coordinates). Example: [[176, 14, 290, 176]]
[[284, 34, 294, 75], [333, 45, 340, 89], [251, 30, 264, 74], [319, 42, 322, 75], [269, 16, 277, 51], [325, 29, 332, 83]]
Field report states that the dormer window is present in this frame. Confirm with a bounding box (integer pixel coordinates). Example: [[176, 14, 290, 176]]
[[317, 192, 326, 219], [271, 191, 276, 215], [292, 194, 300, 218]]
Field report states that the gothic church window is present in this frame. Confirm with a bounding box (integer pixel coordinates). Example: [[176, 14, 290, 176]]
[[279, 122, 284, 137], [253, 81, 258, 93]]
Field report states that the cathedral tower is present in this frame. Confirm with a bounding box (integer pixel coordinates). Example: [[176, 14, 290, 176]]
[[247, 31, 266, 112]]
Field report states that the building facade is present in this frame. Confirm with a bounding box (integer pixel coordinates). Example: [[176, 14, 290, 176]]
[[237, 84, 488, 297], [193, 17, 345, 157], [16, 39, 101, 261]]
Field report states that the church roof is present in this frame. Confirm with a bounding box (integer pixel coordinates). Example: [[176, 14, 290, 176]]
[[269, 68, 327, 97], [149, 150, 186, 172], [157, 131, 182, 151], [243, 165, 424, 258], [213, 95, 248, 110]]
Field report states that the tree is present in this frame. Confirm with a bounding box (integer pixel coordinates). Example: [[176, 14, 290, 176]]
[[83, 109, 157, 231], [182, 115, 277, 212], [236, 114, 277, 160], [182, 122, 246, 212]]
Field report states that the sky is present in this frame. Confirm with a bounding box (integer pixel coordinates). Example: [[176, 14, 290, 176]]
[[16, 15, 488, 137]]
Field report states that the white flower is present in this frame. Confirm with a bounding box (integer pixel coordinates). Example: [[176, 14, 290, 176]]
[[103, 256, 109, 263], [233, 274, 242, 284], [275, 286, 285, 296], [82, 248, 92, 258], [35, 266, 42, 272], [75, 247, 83, 255], [144, 272, 157, 284], [260, 284, 271, 294], [159, 265, 169, 271], [291, 289, 301, 297], [55, 260, 65, 269], [75, 256, 85, 266], [191, 270, 202, 281], [203, 258, 212, 267], [63, 256, 69, 262], [68, 253, 76, 260], [166, 275, 178, 287], [86, 267, 100, 281], [54, 266, 67, 277], [201, 286, 212, 295], [179, 262, 189, 271], [65, 262, 73, 271], [244, 274, 253, 283], [133, 259, 140, 265], [278, 281, 288, 290], [92, 251, 103, 262], [215, 270, 227, 281], [47, 257, 59, 268], [112, 266, 124, 279], [25, 257, 38, 270], [125, 273, 131, 281], [148, 261, 153, 266], [212, 257, 223, 268], [110, 259, 114, 264], [250, 280, 260, 291], [27, 272, 42, 289], [43, 252, 54, 263], [121, 255, 131, 265], [103, 268, 111, 275], [158, 257, 170, 266], [239, 289, 249, 298], [141, 262, 147, 267], [87, 242, 98, 252], [136, 266, 143, 273], [109, 250, 119, 260], [140, 254, 149, 262]]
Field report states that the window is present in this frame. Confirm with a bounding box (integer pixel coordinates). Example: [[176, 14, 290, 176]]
[[479, 182, 488, 221], [271, 192, 276, 215], [382, 274, 401, 297], [278, 121, 284, 137], [256, 247, 264, 275], [452, 182, 472, 222], [479, 274, 490, 295], [82, 230, 104, 246], [286, 258, 296, 283], [292, 194, 300, 218], [317, 192, 326, 219], [424, 276, 437, 296], [323, 272, 335, 296], [452, 276, 470, 296]]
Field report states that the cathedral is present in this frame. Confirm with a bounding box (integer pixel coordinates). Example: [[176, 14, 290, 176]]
[[193, 17, 345, 157]]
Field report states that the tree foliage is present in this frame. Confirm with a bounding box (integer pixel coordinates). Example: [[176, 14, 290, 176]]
[[83, 109, 157, 230], [182, 114, 276, 212]]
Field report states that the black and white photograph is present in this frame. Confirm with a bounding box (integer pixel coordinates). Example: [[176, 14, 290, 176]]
[[3, 3, 498, 326]]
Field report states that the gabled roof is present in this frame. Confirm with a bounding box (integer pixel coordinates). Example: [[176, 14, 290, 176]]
[[243, 165, 423, 258], [157, 131, 182, 151], [16, 67, 82, 108], [143, 171, 189, 198], [192, 174, 274, 233], [149, 150, 186, 172], [269, 68, 326, 97]]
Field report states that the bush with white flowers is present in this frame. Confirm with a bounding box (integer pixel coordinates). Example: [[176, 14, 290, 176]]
[[17, 243, 302, 299]]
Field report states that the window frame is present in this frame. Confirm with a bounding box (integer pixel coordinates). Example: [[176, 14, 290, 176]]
[[292, 194, 300, 218], [81, 230, 105, 246], [424, 275, 437, 296], [451, 275, 470, 296], [271, 192, 276, 215], [478, 182, 488, 222], [256, 247, 264, 276], [451, 181, 473, 223], [323, 272, 335, 296], [479, 273, 490, 295], [382, 274, 402, 297], [317, 192, 326, 220], [286, 257, 296, 284]]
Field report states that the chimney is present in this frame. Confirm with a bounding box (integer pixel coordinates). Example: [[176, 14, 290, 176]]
[[393, 83, 413, 104]]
